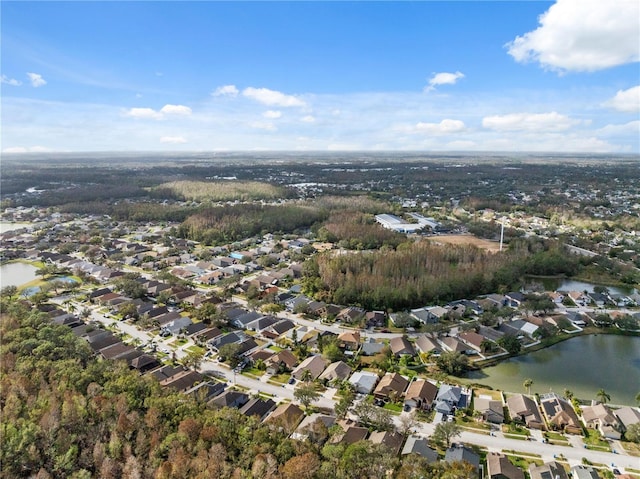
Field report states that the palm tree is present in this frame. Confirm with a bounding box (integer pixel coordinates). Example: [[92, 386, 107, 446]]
[[563, 389, 574, 401], [596, 388, 611, 404], [523, 378, 534, 395]]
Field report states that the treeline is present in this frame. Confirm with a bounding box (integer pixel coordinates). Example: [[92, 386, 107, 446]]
[[59, 201, 195, 223], [155, 180, 294, 202], [0, 299, 475, 479], [303, 238, 582, 310], [180, 204, 327, 245], [316, 211, 406, 250], [465, 220, 524, 242]]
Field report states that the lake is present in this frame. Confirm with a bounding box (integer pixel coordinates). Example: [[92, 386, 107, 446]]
[[0, 262, 38, 288], [465, 334, 640, 406]]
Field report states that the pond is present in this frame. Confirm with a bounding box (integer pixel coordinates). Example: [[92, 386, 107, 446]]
[[0, 262, 38, 288], [527, 277, 637, 296], [465, 334, 640, 406]]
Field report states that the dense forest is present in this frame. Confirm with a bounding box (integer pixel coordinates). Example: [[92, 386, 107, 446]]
[[0, 299, 476, 479], [316, 211, 406, 250], [303, 238, 583, 310], [179, 204, 326, 245]]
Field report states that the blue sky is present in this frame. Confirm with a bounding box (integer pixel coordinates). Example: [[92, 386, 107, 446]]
[[2, 1, 639, 153]]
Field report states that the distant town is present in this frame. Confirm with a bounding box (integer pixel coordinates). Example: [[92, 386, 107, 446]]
[[2, 153, 639, 478]]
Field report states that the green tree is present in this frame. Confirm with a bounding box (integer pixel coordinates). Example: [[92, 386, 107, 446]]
[[118, 302, 139, 320], [334, 385, 356, 419], [435, 351, 469, 376], [596, 388, 611, 404], [625, 423, 640, 443], [523, 378, 533, 395], [217, 343, 242, 367], [352, 401, 393, 431], [497, 334, 521, 355], [431, 421, 462, 449], [294, 383, 321, 409], [181, 350, 204, 371], [1, 285, 18, 299]]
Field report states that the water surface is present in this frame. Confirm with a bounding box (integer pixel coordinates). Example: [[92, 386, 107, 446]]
[[465, 334, 640, 406]]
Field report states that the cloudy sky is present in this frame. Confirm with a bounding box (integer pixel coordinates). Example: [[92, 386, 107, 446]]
[[2, 1, 639, 153]]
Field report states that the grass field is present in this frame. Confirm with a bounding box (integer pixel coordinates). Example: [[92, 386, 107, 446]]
[[424, 234, 502, 252]]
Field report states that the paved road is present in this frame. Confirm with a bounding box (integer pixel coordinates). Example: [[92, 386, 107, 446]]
[[405, 415, 639, 472]]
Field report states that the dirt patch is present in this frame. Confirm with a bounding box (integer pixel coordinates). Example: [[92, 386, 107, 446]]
[[424, 234, 502, 252]]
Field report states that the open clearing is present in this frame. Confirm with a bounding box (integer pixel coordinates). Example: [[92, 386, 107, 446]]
[[425, 234, 502, 252]]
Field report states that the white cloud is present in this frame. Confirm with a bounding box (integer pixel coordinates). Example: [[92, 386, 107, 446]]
[[425, 71, 464, 91], [1, 75, 22, 86], [160, 136, 187, 144], [605, 85, 640, 113], [263, 110, 282, 119], [242, 87, 306, 107], [125, 107, 163, 120], [597, 120, 640, 136], [125, 104, 191, 120], [301, 115, 315, 123], [160, 104, 192, 116], [213, 84, 239, 97], [482, 112, 580, 132], [27, 72, 46, 87], [506, 0, 640, 72], [412, 119, 466, 135]]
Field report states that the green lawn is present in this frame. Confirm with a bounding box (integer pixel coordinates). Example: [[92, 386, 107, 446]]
[[382, 402, 403, 413], [186, 345, 206, 355], [502, 423, 530, 437], [583, 429, 611, 451], [242, 367, 265, 377], [269, 373, 290, 385]]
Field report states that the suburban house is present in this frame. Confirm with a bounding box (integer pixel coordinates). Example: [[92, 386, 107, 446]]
[[540, 393, 581, 434], [337, 331, 361, 351], [265, 350, 298, 374], [474, 397, 505, 424], [318, 361, 352, 383], [570, 465, 602, 479], [368, 430, 404, 456], [239, 397, 276, 420], [330, 425, 369, 446], [361, 339, 385, 356], [445, 445, 480, 477], [487, 452, 525, 479], [373, 372, 409, 401], [528, 461, 569, 479], [410, 306, 448, 324], [414, 335, 441, 356], [208, 390, 249, 409], [390, 336, 415, 356], [582, 403, 624, 440], [291, 413, 336, 442], [401, 435, 438, 461], [434, 384, 463, 415], [614, 406, 640, 430], [458, 331, 486, 353], [266, 403, 304, 432], [441, 336, 468, 354], [291, 355, 328, 380], [349, 371, 380, 395], [506, 394, 544, 429], [404, 379, 438, 411]]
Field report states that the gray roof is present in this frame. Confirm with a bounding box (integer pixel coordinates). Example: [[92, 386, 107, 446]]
[[401, 435, 438, 461]]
